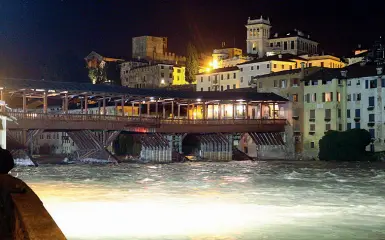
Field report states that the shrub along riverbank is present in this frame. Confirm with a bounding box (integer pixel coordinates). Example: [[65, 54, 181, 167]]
[[319, 129, 380, 162]]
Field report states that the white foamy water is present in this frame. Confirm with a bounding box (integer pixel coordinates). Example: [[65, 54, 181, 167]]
[[13, 161, 385, 240]]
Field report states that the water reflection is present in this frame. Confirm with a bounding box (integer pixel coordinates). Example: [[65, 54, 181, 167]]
[[13, 161, 385, 240]]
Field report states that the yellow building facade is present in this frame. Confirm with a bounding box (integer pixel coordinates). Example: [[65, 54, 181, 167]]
[[172, 66, 194, 85]]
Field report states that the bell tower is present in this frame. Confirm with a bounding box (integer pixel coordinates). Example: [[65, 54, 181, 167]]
[[246, 16, 271, 58]]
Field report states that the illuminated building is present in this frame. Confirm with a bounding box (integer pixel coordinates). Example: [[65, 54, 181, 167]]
[[302, 68, 347, 159], [84, 51, 125, 84], [121, 63, 174, 88], [251, 65, 321, 154], [300, 54, 345, 68], [246, 16, 319, 57], [196, 67, 240, 92], [172, 65, 195, 85]]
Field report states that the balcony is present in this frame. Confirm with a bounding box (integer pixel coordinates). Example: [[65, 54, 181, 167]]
[[368, 122, 375, 127], [309, 118, 315, 122], [367, 106, 375, 111], [324, 117, 331, 122], [354, 117, 361, 122]]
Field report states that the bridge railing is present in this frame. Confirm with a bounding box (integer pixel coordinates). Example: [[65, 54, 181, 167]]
[[4, 112, 287, 126], [160, 118, 287, 125], [5, 112, 160, 125]]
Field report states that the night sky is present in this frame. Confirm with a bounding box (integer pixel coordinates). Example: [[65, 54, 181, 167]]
[[0, 0, 384, 80]]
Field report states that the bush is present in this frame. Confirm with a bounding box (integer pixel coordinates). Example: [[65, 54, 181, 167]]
[[319, 129, 373, 162]]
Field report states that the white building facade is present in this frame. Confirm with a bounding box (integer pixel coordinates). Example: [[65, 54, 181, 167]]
[[246, 16, 319, 57], [238, 60, 273, 88], [196, 67, 240, 92], [345, 66, 385, 151]]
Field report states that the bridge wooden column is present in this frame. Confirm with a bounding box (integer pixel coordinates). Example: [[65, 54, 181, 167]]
[[198, 133, 233, 161]]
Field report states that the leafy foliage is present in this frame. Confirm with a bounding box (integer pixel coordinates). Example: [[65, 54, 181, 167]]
[[319, 129, 373, 162], [185, 42, 199, 83]]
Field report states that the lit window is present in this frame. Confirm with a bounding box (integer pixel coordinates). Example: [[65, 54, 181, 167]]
[[311, 142, 315, 148], [293, 94, 298, 102]]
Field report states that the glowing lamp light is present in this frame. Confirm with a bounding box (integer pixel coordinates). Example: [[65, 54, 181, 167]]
[[205, 68, 211, 73], [161, 79, 165, 85], [236, 99, 245, 102], [197, 98, 202, 102]]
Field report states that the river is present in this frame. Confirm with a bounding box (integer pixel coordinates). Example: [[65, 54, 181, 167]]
[[12, 161, 385, 240]]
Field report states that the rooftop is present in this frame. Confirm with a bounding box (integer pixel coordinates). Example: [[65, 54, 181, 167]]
[[196, 66, 239, 76], [238, 54, 307, 66], [270, 29, 317, 42], [0, 78, 288, 102]]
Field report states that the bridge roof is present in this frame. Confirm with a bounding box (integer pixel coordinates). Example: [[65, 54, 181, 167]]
[[0, 78, 288, 102]]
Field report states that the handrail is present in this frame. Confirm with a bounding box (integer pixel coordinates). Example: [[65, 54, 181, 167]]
[[0, 175, 66, 239], [3, 112, 287, 126]]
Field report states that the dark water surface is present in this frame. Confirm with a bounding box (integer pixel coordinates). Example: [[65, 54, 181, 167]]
[[12, 161, 385, 240]]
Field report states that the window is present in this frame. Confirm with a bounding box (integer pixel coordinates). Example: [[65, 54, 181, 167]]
[[324, 92, 333, 102], [284, 41, 288, 50], [310, 124, 316, 131], [370, 79, 377, 88], [355, 122, 361, 129], [227, 85, 230, 90], [177, 76, 180, 81], [208, 87, 211, 91], [321, 62, 324, 67], [357, 93, 361, 101], [281, 79, 287, 88], [305, 93, 310, 103], [208, 76, 210, 81], [251, 66, 254, 71], [309, 63, 313, 67], [339, 124, 343, 131], [227, 74, 230, 80], [274, 80, 278, 87], [293, 94, 298, 102], [161, 66, 164, 69], [169, 73, 172, 78], [177, 69, 181, 73], [221, 86, 224, 91], [240, 68, 243, 72], [347, 94, 351, 101], [310, 109, 315, 119], [161, 73, 165, 78], [369, 114, 375, 122], [325, 109, 331, 120], [241, 77, 243, 83], [233, 84, 236, 89], [220, 75, 223, 80], [267, 64, 270, 68], [259, 82, 262, 88], [338, 109, 341, 118], [270, 43, 274, 47], [257, 65, 260, 70], [369, 96, 375, 106], [355, 109, 360, 118], [347, 109, 351, 118], [291, 41, 295, 49], [357, 80, 360, 86], [233, 73, 236, 79], [281, 65, 285, 70], [325, 124, 331, 131], [273, 64, 277, 69], [347, 80, 351, 86], [311, 93, 317, 102], [310, 142, 315, 149], [347, 123, 352, 130], [369, 129, 375, 139], [337, 92, 341, 102], [200, 88, 203, 91], [292, 78, 299, 86]]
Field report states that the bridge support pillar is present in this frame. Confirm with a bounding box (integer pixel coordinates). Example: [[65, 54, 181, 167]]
[[67, 130, 121, 163], [6, 130, 41, 166], [198, 133, 233, 161], [245, 132, 292, 160], [138, 133, 186, 163]]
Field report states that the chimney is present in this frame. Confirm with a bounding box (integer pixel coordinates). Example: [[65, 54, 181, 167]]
[[340, 70, 348, 78], [377, 67, 383, 75], [274, 33, 278, 38], [278, 54, 282, 59]]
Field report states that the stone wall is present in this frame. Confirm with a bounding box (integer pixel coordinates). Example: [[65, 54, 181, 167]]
[[0, 175, 66, 240]]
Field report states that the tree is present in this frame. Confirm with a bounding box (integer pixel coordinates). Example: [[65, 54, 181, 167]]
[[319, 129, 373, 162], [185, 42, 199, 84]]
